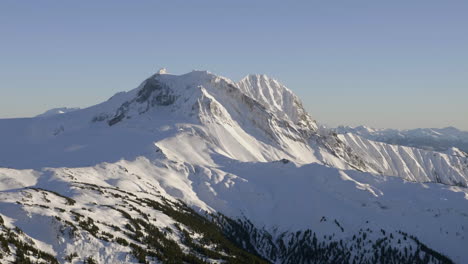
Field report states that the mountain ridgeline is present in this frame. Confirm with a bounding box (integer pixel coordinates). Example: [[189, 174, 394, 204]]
[[0, 69, 466, 263], [334, 125, 468, 154]]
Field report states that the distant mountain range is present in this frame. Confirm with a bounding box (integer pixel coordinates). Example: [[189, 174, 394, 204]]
[[0, 69, 466, 263], [35, 107, 81, 118]]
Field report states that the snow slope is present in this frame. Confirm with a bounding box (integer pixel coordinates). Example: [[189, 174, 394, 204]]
[[0, 69, 467, 263]]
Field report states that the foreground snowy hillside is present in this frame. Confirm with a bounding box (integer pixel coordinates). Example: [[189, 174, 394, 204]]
[[0, 69, 467, 263], [335, 125, 468, 153]]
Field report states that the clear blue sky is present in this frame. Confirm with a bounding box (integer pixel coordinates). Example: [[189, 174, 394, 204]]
[[1, 0, 467, 130]]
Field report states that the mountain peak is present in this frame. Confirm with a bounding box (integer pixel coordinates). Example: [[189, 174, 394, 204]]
[[441, 126, 460, 132], [237, 73, 317, 131], [242, 73, 271, 80], [240, 74, 283, 88], [156, 68, 168, 74], [1, 69, 468, 264]]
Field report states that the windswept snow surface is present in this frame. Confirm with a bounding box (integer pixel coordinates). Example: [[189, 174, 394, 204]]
[[0, 69, 467, 263]]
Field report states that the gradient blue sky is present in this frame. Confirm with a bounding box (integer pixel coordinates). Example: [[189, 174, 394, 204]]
[[1, 0, 467, 130]]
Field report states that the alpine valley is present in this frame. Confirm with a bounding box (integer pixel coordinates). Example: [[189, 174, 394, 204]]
[[0, 69, 467, 264]]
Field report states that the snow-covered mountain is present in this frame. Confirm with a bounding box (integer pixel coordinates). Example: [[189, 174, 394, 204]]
[[0, 69, 467, 263], [36, 107, 81, 118], [335, 125, 468, 153]]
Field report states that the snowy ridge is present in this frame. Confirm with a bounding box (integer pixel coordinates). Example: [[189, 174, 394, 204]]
[[335, 125, 468, 153], [36, 107, 80, 118], [89, 70, 468, 186], [237, 74, 318, 131], [337, 133, 468, 186], [0, 69, 467, 263]]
